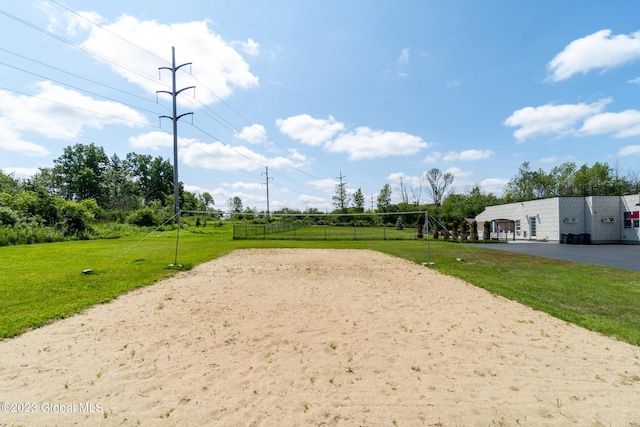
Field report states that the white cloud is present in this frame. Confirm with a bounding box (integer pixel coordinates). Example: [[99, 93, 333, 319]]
[[235, 124, 267, 144], [480, 178, 508, 195], [387, 172, 406, 183], [1, 167, 40, 178], [230, 181, 263, 190], [66, 11, 103, 36], [276, 114, 344, 146], [0, 82, 147, 139], [398, 47, 410, 65], [73, 13, 258, 105], [0, 118, 49, 157], [423, 152, 442, 163], [443, 149, 494, 162], [238, 38, 260, 56], [539, 155, 574, 164], [288, 149, 307, 163], [278, 114, 428, 160], [445, 167, 473, 179], [618, 145, 640, 156], [546, 29, 640, 82], [580, 110, 640, 138], [504, 99, 610, 141], [180, 139, 297, 171], [299, 194, 328, 205], [183, 184, 214, 196], [396, 47, 410, 77], [129, 131, 173, 149], [629, 77, 640, 84], [0, 82, 146, 157], [307, 179, 337, 193], [325, 127, 428, 160], [387, 172, 423, 189], [130, 131, 305, 171]]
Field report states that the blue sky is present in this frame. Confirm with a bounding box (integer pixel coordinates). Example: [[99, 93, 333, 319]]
[[2, 1, 640, 212]]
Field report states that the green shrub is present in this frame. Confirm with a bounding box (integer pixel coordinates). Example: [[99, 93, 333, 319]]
[[0, 206, 20, 226], [0, 225, 65, 246], [483, 221, 491, 240], [56, 200, 94, 236], [470, 220, 479, 241], [127, 208, 159, 227]]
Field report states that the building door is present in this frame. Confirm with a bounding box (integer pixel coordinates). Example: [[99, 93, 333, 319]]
[[529, 217, 537, 239]]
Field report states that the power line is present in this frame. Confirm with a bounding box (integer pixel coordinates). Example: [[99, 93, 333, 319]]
[[0, 83, 155, 128], [48, 0, 169, 66], [0, 8, 166, 90], [0, 60, 164, 116], [0, 5, 342, 207], [0, 47, 167, 108]]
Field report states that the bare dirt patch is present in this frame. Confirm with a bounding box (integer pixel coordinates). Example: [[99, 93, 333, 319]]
[[1, 248, 639, 426]]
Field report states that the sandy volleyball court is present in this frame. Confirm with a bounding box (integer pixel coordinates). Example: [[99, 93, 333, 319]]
[[1, 248, 639, 426]]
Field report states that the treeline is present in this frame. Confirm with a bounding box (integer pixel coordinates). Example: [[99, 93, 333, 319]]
[[503, 161, 640, 201], [0, 143, 217, 245], [1, 141, 638, 245], [233, 161, 639, 233]]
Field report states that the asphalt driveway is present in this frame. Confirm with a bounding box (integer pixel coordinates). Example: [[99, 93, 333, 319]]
[[477, 241, 640, 272]]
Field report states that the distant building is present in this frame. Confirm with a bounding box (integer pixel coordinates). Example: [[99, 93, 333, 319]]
[[475, 195, 640, 244]]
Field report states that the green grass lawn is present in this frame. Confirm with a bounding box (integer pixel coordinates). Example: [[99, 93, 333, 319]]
[[1, 222, 639, 346]]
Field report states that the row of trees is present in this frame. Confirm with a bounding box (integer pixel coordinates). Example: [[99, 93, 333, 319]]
[[2, 140, 638, 242], [503, 161, 640, 201], [32, 143, 215, 213], [317, 161, 640, 231], [0, 143, 218, 239]]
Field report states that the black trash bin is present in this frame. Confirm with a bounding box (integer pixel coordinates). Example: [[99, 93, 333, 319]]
[[567, 233, 574, 244], [561, 233, 568, 244]]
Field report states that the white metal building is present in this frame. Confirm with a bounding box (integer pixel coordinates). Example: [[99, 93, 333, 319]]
[[474, 195, 640, 244]]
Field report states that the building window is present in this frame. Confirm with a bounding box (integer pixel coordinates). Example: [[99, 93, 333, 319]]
[[624, 211, 639, 228], [563, 217, 578, 223], [515, 220, 521, 235]]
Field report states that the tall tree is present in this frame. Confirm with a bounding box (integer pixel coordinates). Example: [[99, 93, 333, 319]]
[[578, 162, 613, 195], [376, 183, 393, 212], [352, 188, 365, 213], [396, 176, 410, 204], [503, 161, 535, 202], [227, 196, 243, 214], [126, 153, 174, 206], [425, 168, 454, 206], [0, 171, 19, 194], [199, 192, 214, 210], [332, 179, 350, 213], [104, 154, 139, 211], [52, 143, 109, 205], [550, 162, 577, 196]]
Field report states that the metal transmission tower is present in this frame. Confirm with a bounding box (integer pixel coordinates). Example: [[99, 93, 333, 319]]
[[262, 167, 273, 216], [157, 47, 194, 265]]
